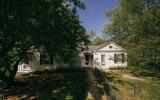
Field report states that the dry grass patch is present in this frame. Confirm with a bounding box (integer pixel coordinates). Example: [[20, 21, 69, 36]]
[[104, 67, 160, 100]]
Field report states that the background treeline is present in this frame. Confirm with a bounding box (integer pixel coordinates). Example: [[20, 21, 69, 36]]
[[103, 0, 160, 66]]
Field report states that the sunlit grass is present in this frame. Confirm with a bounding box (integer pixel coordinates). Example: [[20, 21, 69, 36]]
[[105, 67, 160, 100]]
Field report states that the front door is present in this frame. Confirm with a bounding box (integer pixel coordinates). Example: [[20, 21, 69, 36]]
[[85, 54, 93, 66], [85, 55, 89, 65]]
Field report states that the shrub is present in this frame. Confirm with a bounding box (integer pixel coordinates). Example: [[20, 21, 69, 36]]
[[109, 66, 129, 70]]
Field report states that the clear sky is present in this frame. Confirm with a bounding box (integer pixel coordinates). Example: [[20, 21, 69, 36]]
[[78, 0, 117, 36]]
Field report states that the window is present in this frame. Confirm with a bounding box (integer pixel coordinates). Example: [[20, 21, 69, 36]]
[[50, 54, 54, 64], [40, 54, 54, 65], [114, 54, 125, 63], [114, 54, 117, 63], [122, 54, 124, 63], [101, 55, 105, 65], [23, 64, 28, 69], [109, 46, 112, 48], [23, 64, 30, 69]]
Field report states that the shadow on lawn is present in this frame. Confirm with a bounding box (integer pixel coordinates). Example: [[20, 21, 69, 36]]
[[3, 68, 88, 100], [130, 66, 160, 78]]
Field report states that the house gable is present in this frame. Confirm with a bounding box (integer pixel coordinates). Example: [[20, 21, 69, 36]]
[[96, 42, 126, 52]]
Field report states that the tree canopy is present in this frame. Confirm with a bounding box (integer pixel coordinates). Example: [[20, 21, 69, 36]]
[[0, 0, 89, 86], [86, 30, 96, 44], [94, 36, 108, 45], [104, 0, 160, 66]]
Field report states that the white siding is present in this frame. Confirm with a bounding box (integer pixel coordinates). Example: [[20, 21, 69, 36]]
[[94, 51, 127, 68], [93, 43, 127, 68], [18, 52, 81, 72]]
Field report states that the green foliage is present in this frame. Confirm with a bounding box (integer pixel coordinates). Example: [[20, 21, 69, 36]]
[[5, 70, 10, 77], [104, 0, 160, 66], [109, 67, 128, 70], [86, 30, 96, 44], [0, 0, 89, 83], [94, 36, 108, 45]]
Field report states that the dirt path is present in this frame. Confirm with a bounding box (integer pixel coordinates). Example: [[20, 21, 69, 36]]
[[122, 74, 145, 81], [87, 68, 107, 100], [105, 69, 145, 81]]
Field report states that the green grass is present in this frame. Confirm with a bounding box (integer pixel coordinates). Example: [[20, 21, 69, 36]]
[[104, 67, 160, 100], [129, 66, 160, 78], [0, 80, 6, 89], [3, 68, 88, 100], [0, 80, 5, 99], [109, 66, 129, 70]]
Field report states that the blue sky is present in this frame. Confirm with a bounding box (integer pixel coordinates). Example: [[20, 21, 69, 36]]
[[78, 0, 117, 36]]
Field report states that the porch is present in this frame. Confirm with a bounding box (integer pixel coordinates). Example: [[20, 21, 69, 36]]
[[84, 52, 94, 67]]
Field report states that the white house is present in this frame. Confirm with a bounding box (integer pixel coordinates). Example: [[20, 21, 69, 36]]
[[81, 42, 127, 69], [18, 42, 127, 72], [18, 51, 70, 72]]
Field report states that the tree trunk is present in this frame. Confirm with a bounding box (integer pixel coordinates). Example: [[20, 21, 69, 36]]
[[0, 61, 20, 88], [9, 61, 19, 84]]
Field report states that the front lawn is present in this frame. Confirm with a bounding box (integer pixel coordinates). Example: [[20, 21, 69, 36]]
[[2, 68, 88, 100], [104, 67, 160, 100]]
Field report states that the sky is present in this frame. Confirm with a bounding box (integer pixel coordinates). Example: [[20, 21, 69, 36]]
[[78, 0, 117, 36]]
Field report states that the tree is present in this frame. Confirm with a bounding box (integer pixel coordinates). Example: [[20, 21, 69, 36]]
[[86, 30, 96, 44], [94, 36, 108, 45], [0, 0, 89, 87], [104, 0, 160, 66]]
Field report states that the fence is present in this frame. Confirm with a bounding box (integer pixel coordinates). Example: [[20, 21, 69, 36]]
[[94, 67, 117, 100]]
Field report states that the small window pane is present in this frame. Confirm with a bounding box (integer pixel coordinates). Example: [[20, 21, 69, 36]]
[[109, 46, 112, 48]]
